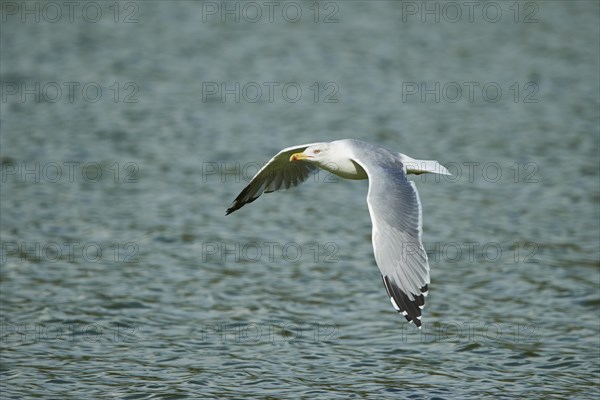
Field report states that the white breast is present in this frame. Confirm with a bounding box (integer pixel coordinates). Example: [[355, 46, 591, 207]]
[[318, 158, 368, 180]]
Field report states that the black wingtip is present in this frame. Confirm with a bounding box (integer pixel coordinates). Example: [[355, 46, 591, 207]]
[[382, 275, 427, 328], [225, 202, 241, 215], [225, 193, 261, 216]]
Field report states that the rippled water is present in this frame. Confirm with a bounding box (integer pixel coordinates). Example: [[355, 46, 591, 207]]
[[1, 1, 599, 398]]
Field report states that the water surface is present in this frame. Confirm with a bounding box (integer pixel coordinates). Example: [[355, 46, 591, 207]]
[[1, 1, 599, 398]]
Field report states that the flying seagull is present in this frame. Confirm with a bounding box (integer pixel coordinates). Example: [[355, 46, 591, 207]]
[[226, 139, 450, 328]]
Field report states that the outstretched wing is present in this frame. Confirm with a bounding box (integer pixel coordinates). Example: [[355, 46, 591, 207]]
[[354, 159, 430, 328], [226, 143, 320, 215]]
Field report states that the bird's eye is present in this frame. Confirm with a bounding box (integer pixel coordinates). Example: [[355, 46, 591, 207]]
[[313, 149, 321, 154]]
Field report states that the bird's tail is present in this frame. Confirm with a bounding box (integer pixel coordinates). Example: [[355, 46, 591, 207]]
[[399, 154, 452, 176]]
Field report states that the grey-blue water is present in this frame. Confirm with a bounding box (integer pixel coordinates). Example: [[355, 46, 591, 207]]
[[1, 1, 599, 398]]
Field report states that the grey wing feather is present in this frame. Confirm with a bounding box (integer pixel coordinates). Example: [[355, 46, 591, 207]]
[[353, 160, 430, 327], [226, 143, 320, 215]]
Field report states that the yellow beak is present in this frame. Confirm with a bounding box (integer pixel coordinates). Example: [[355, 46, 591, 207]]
[[290, 152, 309, 162]]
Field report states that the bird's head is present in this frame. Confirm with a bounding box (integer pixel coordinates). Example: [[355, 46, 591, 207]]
[[289, 143, 330, 164]]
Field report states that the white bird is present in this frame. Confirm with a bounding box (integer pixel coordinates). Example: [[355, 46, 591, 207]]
[[226, 139, 450, 328]]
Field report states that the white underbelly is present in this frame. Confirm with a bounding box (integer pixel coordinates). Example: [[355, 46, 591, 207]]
[[320, 159, 368, 180]]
